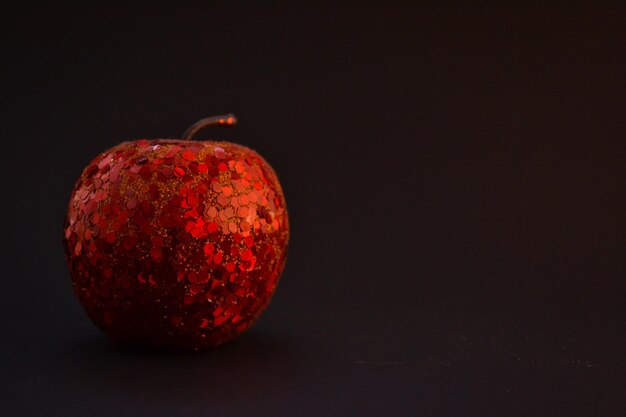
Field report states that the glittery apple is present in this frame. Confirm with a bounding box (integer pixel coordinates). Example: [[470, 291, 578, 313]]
[[63, 115, 289, 350]]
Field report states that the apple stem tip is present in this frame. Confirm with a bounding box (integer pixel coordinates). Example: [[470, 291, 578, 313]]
[[182, 114, 237, 140]]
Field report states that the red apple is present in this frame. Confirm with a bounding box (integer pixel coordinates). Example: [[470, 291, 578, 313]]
[[63, 115, 289, 350]]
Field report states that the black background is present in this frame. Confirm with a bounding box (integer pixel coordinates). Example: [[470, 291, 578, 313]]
[[2, 3, 625, 416]]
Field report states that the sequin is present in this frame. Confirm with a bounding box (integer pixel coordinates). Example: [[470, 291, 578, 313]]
[[203, 243, 215, 255], [150, 247, 163, 261], [241, 249, 253, 261], [213, 252, 223, 264], [214, 146, 226, 159], [182, 150, 195, 161], [206, 206, 218, 218], [217, 195, 229, 206], [207, 221, 218, 233]]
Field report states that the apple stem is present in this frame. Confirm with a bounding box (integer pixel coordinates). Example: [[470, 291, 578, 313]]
[[182, 114, 237, 140]]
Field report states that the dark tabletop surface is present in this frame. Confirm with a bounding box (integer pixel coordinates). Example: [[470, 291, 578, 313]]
[[2, 3, 625, 416]]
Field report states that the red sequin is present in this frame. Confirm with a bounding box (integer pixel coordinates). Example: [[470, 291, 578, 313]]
[[182, 150, 195, 161], [63, 140, 289, 350]]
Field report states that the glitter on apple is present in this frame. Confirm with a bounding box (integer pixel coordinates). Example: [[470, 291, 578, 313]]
[[63, 115, 289, 350]]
